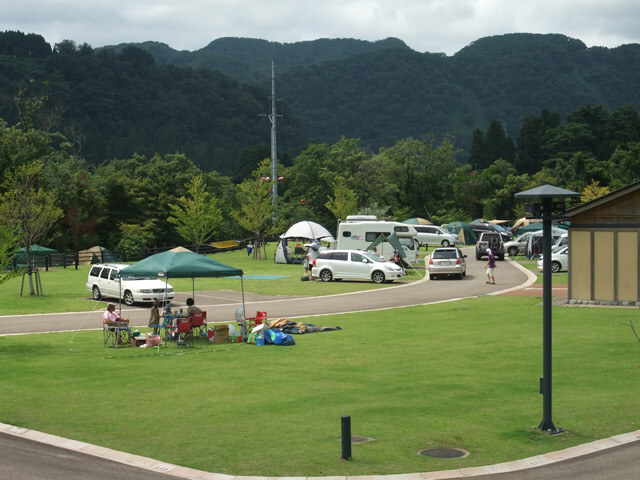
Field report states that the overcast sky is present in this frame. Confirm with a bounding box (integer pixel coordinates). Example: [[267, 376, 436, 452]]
[[6, 0, 640, 55]]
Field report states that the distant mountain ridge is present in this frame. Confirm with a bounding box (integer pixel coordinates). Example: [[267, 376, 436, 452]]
[[103, 37, 410, 82], [106, 33, 640, 148], [2, 32, 640, 175]]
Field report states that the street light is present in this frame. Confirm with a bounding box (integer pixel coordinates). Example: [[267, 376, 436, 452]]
[[515, 184, 579, 434]]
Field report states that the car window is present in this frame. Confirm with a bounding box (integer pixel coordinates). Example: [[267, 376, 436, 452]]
[[362, 252, 384, 262], [351, 252, 366, 263], [341, 231, 351, 237], [100, 268, 111, 279], [333, 252, 348, 261], [89, 266, 101, 277], [394, 226, 409, 233], [433, 249, 457, 259], [109, 269, 119, 280]]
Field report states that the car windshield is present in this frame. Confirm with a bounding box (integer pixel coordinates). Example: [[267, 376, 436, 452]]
[[362, 252, 385, 262], [432, 249, 457, 259], [120, 274, 160, 281]]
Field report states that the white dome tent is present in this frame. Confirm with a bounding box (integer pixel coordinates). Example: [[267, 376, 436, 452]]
[[275, 221, 335, 264]]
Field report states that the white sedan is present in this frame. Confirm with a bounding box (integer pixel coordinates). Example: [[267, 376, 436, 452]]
[[537, 246, 569, 273]]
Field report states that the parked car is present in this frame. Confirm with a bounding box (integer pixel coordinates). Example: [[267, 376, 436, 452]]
[[86, 263, 175, 306], [470, 222, 512, 242], [504, 232, 532, 257], [311, 250, 404, 284], [475, 232, 505, 260], [413, 225, 459, 247], [537, 246, 569, 273], [428, 247, 467, 280]]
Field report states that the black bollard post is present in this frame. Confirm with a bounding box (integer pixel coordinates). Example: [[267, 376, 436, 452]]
[[341, 415, 352, 460]]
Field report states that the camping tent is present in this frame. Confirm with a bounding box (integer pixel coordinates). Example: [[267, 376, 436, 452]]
[[281, 221, 334, 242], [120, 250, 244, 309], [77, 246, 120, 265], [402, 217, 432, 225], [443, 222, 478, 245], [275, 220, 335, 264], [367, 232, 408, 262], [14, 245, 58, 267]]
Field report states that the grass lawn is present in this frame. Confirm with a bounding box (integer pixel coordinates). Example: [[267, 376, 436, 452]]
[[0, 243, 428, 315], [1, 296, 639, 476]]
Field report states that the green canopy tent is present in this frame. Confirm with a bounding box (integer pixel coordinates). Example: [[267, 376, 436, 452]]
[[14, 245, 58, 267], [443, 222, 478, 245], [367, 232, 408, 262], [119, 250, 245, 326]]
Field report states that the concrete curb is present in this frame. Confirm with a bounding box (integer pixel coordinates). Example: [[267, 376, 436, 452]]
[[1, 421, 638, 479]]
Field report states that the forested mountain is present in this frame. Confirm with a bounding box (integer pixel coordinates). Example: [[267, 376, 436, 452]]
[[103, 37, 411, 83], [1, 31, 640, 176]]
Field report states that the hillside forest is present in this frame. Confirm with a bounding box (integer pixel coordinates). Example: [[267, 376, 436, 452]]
[[0, 31, 639, 258]]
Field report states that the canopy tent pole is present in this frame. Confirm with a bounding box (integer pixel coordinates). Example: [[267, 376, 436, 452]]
[[192, 277, 195, 301], [240, 275, 247, 337], [118, 275, 122, 314]]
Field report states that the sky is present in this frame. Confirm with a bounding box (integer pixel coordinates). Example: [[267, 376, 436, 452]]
[[5, 0, 640, 55]]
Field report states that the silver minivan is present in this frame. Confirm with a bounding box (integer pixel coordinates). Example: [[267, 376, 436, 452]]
[[413, 225, 459, 247]]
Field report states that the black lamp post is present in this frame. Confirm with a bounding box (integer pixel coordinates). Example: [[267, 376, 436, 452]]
[[515, 185, 578, 433]]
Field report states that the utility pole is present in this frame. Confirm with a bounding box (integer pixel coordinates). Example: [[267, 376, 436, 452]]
[[260, 61, 282, 209]]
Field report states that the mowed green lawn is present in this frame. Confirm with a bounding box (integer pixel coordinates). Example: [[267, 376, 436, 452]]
[[1, 295, 639, 476]]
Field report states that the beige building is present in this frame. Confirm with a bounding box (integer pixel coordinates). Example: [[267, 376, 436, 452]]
[[567, 181, 640, 305]]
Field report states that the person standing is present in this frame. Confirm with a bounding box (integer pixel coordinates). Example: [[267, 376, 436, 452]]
[[148, 300, 160, 335], [305, 244, 320, 280], [484, 248, 496, 284]]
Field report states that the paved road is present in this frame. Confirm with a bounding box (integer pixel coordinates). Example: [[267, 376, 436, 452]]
[[0, 250, 527, 335], [1, 250, 638, 479]]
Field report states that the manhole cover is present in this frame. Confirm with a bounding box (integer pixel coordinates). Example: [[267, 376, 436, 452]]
[[418, 447, 469, 458]]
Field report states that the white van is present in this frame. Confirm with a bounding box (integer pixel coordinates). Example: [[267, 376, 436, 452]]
[[336, 217, 419, 264]]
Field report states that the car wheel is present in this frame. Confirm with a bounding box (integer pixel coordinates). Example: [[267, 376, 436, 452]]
[[372, 271, 385, 284], [476, 253, 482, 260], [441, 239, 450, 247], [123, 290, 135, 306], [458, 273, 463, 280], [499, 254, 505, 261], [508, 246, 518, 257], [92, 286, 101, 301], [319, 269, 333, 282], [551, 261, 561, 273]]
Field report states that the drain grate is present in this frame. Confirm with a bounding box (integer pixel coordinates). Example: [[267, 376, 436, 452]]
[[418, 447, 469, 458]]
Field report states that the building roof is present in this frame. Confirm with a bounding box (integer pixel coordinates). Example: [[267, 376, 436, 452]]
[[566, 180, 640, 217]]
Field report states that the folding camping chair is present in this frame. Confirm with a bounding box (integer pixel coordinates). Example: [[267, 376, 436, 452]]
[[190, 311, 207, 338], [175, 317, 193, 347], [246, 311, 267, 331]]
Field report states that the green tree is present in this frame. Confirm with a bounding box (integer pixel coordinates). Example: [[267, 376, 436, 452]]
[[0, 162, 62, 295], [325, 176, 358, 221], [580, 180, 610, 203], [232, 159, 280, 257], [168, 175, 222, 253], [117, 222, 153, 259]]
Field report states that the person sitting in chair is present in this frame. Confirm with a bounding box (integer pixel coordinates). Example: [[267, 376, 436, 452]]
[[185, 297, 201, 316], [103, 303, 129, 323]]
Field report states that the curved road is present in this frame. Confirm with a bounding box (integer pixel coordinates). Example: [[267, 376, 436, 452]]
[[0, 251, 638, 479]]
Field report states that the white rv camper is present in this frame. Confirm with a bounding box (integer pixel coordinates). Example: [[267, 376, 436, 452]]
[[336, 215, 420, 264]]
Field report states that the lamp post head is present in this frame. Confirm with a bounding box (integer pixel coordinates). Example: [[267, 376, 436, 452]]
[[515, 184, 579, 201]]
